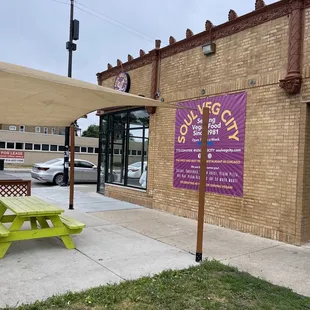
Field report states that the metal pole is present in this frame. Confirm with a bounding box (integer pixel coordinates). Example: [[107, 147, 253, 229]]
[[62, 127, 70, 186], [69, 125, 75, 209], [196, 108, 209, 263], [62, 0, 74, 187], [68, 0, 74, 78]]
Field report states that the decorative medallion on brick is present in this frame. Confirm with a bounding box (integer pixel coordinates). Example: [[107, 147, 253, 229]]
[[186, 29, 194, 38], [280, 77, 302, 95], [255, 0, 266, 10], [205, 20, 214, 31], [228, 9, 238, 21], [155, 39, 161, 49], [169, 36, 177, 45]]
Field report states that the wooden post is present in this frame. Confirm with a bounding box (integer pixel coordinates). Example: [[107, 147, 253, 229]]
[[196, 108, 209, 262], [26, 180, 31, 196], [69, 125, 75, 210]]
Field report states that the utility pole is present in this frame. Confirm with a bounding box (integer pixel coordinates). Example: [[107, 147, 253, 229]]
[[62, 0, 79, 210]]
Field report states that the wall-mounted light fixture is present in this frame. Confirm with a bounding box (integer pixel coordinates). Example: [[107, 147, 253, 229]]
[[202, 42, 216, 56]]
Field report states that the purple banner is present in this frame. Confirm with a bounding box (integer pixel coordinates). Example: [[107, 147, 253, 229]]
[[174, 92, 247, 197]]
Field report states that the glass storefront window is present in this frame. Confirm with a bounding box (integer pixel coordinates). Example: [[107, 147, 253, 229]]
[[98, 108, 149, 193]]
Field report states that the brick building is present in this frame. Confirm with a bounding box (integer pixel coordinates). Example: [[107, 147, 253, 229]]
[[96, 0, 310, 245]]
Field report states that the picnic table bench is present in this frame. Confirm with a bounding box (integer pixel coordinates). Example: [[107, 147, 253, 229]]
[[0, 196, 85, 259]]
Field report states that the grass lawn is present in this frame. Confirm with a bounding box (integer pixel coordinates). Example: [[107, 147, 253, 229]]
[[5, 260, 310, 310]]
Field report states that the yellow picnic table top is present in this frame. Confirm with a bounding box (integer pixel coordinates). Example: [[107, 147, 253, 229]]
[[0, 196, 64, 216], [0, 196, 85, 259]]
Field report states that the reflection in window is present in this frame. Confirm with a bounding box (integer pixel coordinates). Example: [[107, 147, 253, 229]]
[[51, 145, 57, 151], [76, 161, 94, 168], [127, 136, 147, 187], [98, 108, 149, 193], [129, 110, 149, 128], [7, 142, 14, 149]]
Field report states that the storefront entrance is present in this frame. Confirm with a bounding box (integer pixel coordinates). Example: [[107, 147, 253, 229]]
[[97, 108, 149, 194]]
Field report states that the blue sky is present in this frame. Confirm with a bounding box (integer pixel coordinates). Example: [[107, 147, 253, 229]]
[[1, 0, 277, 131]]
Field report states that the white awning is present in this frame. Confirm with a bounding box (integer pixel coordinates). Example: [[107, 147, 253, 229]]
[[0, 61, 174, 126]]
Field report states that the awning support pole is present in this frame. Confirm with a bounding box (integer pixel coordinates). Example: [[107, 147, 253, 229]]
[[69, 125, 75, 210], [196, 108, 209, 262]]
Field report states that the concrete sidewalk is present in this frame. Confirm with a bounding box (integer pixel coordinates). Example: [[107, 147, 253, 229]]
[[1, 185, 310, 308], [93, 207, 310, 297], [0, 186, 195, 308]]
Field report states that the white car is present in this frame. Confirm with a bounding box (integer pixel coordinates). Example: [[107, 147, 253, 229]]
[[127, 161, 147, 179], [31, 158, 116, 185]]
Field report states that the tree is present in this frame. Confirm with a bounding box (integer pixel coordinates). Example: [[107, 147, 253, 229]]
[[82, 122, 136, 141], [82, 124, 99, 138]]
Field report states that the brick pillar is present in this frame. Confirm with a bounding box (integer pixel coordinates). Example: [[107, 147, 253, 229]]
[[279, 0, 304, 95]]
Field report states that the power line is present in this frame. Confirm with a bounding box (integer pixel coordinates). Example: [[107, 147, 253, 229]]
[[49, 0, 156, 43], [50, 0, 68, 5], [75, 1, 156, 43]]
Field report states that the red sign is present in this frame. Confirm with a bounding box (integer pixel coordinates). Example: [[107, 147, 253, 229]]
[[0, 151, 24, 163]]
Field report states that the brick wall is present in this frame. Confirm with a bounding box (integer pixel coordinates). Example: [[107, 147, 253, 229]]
[[296, 7, 310, 243], [104, 184, 153, 208], [99, 8, 310, 245], [153, 16, 304, 244], [160, 16, 288, 102]]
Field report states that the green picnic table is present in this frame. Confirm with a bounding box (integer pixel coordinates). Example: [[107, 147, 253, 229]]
[[0, 196, 85, 259]]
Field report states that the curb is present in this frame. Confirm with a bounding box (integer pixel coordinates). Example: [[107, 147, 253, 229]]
[[4, 169, 32, 173]]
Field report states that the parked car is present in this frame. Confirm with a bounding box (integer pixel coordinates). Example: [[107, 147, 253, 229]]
[[127, 161, 147, 179], [31, 158, 116, 185]]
